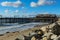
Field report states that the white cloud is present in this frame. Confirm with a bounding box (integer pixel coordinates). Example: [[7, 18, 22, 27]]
[[13, 0, 22, 7], [4, 9, 11, 17], [45, 1, 55, 5], [37, 0, 46, 5], [1, 0, 22, 7], [30, 0, 55, 7], [42, 12, 49, 14], [30, 2, 37, 7], [5, 9, 9, 13], [15, 10, 19, 13]]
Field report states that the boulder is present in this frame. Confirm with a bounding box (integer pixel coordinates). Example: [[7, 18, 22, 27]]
[[51, 22, 60, 36]]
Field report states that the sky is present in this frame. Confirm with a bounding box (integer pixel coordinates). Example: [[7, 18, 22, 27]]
[[0, 0, 60, 17]]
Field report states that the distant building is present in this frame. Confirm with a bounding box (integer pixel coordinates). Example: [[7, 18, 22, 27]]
[[34, 14, 58, 23]]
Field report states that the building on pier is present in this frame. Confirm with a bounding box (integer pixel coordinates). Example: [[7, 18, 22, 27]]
[[33, 14, 58, 23]]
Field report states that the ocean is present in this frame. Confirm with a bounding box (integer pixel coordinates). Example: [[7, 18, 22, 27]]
[[0, 22, 48, 34]]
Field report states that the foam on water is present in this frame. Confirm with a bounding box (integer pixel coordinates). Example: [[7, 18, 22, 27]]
[[0, 22, 48, 34]]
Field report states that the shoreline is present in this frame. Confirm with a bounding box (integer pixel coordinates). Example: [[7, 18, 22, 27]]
[[0, 22, 49, 34], [0, 23, 52, 40]]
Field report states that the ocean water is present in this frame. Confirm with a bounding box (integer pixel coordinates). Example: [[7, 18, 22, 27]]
[[0, 22, 48, 34]]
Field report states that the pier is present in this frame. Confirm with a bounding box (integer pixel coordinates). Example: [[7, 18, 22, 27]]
[[0, 14, 58, 24]]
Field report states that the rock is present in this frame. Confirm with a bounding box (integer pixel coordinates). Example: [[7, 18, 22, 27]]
[[42, 32, 53, 39], [42, 36, 48, 40], [54, 36, 60, 40], [51, 34, 57, 39], [15, 38, 20, 40], [51, 22, 60, 36]]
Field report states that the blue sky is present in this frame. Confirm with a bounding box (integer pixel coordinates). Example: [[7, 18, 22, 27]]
[[0, 0, 60, 17]]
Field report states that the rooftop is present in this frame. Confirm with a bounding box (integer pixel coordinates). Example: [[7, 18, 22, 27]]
[[36, 14, 57, 18]]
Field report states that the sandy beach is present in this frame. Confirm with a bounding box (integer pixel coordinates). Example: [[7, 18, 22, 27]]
[[0, 23, 55, 40]]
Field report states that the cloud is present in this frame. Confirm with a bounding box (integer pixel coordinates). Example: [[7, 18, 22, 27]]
[[42, 12, 49, 14], [30, 2, 37, 7], [37, 0, 46, 5], [30, 0, 55, 7], [45, 1, 56, 5], [1, 0, 22, 7], [15, 10, 19, 13], [5, 9, 9, 13]]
